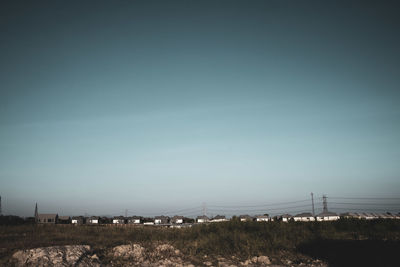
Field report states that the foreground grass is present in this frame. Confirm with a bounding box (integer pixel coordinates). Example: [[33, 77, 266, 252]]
[[1, 219, 399, 265]]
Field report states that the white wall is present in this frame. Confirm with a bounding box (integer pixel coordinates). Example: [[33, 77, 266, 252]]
[[317, 216, 339, 221], [294, 217, 315, 222]]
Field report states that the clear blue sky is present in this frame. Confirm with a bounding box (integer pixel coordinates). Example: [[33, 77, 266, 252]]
[[1, 1, 399, 217]]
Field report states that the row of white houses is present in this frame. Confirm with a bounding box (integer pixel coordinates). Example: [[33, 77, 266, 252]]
[[280, 212, 400, 222], [35, 209, 400, 225]]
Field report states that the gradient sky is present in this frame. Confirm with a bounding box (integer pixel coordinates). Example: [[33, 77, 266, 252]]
[[1, 0, 400, 217]]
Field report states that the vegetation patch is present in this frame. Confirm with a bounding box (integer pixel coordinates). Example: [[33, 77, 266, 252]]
[[1, 219, 399, 266]]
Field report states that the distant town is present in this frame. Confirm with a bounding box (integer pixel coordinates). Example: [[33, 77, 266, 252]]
[[32, 211, 400, 226], [1, 194, 399, 226], [30, 201, 400, 226]]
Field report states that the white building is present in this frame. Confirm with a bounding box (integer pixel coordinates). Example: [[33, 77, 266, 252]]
[[172, 216, 184, 224], [211, 215, 227, 222], [255, 215, 269, 222], [316, 212, 340, 221], [154, 216, 169, 224], [280, 214, 293, 222], [293, 213, 315, 222], [361, 213, 376, 220], [87, 216, 99, 224], [113, 216, 125, 224], [239, 215, 253, 222], [377, 213, 393, 219], [340, 212, 361, 219], [71, 216, 84, 224], [127, 216, 141, 224], [196, 215, 210, 223]]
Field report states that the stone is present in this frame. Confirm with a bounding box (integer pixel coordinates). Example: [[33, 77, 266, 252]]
[[241, 259, 252, 266], [218, 260, 237, 267], [112, 243, 145, 262], [257, 256, 271, 265], [152, 243, 181, 259], [11, 245, 99, 267]]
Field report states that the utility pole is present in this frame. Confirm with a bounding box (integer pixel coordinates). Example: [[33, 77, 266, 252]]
[[125, 209, 128, 217], [0, 196, 2, 216], [323, 195, 328, 213], [311, 193, 315, 216], [34, 203, 38, 222]]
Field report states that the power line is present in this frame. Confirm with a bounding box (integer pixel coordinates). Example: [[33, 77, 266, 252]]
[[207, 203, 315, 212], [327, 197, 400, 200], [208, 199, 311, 208], [269, 208, 318, 216], [329, 207, 400, 211], [179, 210, 205, 217], [55, 195, 400, 218], [330, 202, 400, 206], [119, 206, 203, 217], [163, 206, 203, 215]]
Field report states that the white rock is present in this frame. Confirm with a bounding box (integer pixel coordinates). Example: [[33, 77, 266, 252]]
[[11, 245, 99, 267], [112, 243, 145, 261], [257, 255, 271, 265]]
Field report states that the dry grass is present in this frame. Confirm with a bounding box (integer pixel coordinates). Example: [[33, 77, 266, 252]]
[[1, 219, 399, 265]]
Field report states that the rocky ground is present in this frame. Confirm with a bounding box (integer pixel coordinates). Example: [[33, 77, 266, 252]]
[[10, 245, 100, 267], [9, 244, 327, 267]]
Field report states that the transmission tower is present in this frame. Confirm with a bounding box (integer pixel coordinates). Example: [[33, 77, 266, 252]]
[[323, 195, 328, 213], [34, 203, 38, 222], [311, 193, 315, 216], [202, 202, 207, 216]]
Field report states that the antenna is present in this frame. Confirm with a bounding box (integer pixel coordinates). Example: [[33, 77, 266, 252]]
[[311, 193, 315, 216], [323, 195, 328, 213]]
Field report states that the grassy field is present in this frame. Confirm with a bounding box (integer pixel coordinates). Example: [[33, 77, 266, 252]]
[[1, 219, 400, 266]]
